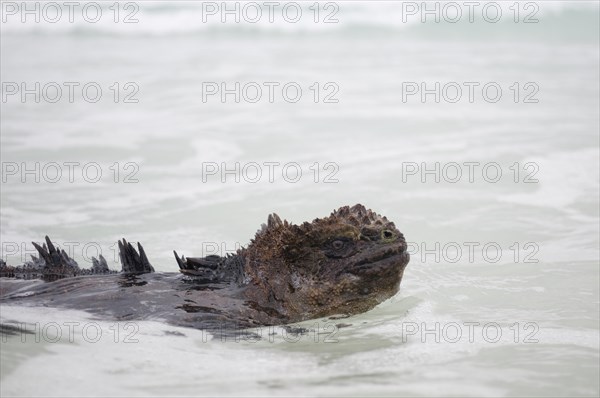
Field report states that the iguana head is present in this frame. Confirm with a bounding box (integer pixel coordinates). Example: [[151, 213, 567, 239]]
[[242, 204, 409, 323]]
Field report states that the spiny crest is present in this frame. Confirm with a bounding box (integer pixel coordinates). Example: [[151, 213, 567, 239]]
[[332, 204, 394, 228], [254, 212, 289, 239], [252, 204, 395, 242], [306, 203, 395, 231]]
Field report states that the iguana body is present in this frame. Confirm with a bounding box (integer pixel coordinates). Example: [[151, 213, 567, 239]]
[[0, 205, 409, 331]]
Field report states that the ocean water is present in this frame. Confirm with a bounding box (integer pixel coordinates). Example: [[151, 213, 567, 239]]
[[1, 1, 599, 397]]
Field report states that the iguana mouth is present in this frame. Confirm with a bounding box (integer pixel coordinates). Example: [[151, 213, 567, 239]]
[[346, 242, 408, 276]]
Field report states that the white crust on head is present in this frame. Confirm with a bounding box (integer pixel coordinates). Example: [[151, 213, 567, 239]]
[[254, 204, 395, 240], [330, 204, 394, 229]]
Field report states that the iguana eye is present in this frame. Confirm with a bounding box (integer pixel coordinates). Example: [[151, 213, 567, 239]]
[[324, 237, 356, 259], [382, 230, 394, 240], [332, 240, 345, 250]]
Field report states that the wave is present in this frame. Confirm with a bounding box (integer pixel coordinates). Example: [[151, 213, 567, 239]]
[[1, 1, 598, 41]]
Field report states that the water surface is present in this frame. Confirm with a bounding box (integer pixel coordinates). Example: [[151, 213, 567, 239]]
[[1, 1, 599, 396]]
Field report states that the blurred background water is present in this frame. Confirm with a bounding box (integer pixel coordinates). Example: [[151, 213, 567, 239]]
[[1, 1, 599, 397]]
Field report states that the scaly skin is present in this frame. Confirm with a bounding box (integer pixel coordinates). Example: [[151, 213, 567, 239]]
[[0, 204, 409, 331]]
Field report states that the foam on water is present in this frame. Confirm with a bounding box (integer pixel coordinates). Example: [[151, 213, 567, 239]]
[[1, 1, 597, 37]]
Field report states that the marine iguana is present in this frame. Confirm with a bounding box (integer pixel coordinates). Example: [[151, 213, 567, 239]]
[[0, 204, 409, 331]]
